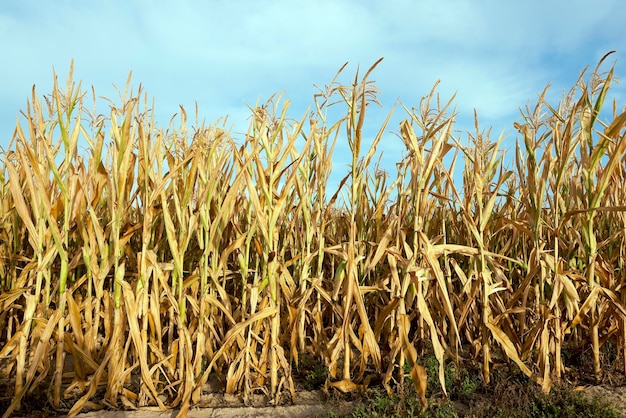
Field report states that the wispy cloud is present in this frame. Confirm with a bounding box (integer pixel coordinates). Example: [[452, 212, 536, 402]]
[[1, 0, 624, 163]]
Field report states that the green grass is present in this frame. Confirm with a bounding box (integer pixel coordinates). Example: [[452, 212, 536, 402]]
[[344, 351, 622, 418], [344, 381, 622, 418]]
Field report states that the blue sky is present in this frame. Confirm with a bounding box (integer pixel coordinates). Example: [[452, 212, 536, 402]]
[[1, 0, 625, 184]]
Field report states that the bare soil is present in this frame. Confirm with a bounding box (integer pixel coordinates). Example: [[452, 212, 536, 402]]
[[3, 384, 626, 417], [72, 385, 626, 417], [73, 390, 358, 418], [4, 362, 626, 418], [1, 385, 360, 418]]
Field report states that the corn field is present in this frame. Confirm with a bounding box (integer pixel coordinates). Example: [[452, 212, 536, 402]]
[[1, 54, 626, 417]]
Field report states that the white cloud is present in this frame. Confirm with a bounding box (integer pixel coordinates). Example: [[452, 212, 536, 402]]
[[1, 0, 625, 162]]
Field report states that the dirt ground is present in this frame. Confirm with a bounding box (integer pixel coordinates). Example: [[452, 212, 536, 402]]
[[4, 382, 626, 417], [69, 386, 626, 418], [72, 391, 357, 418]]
